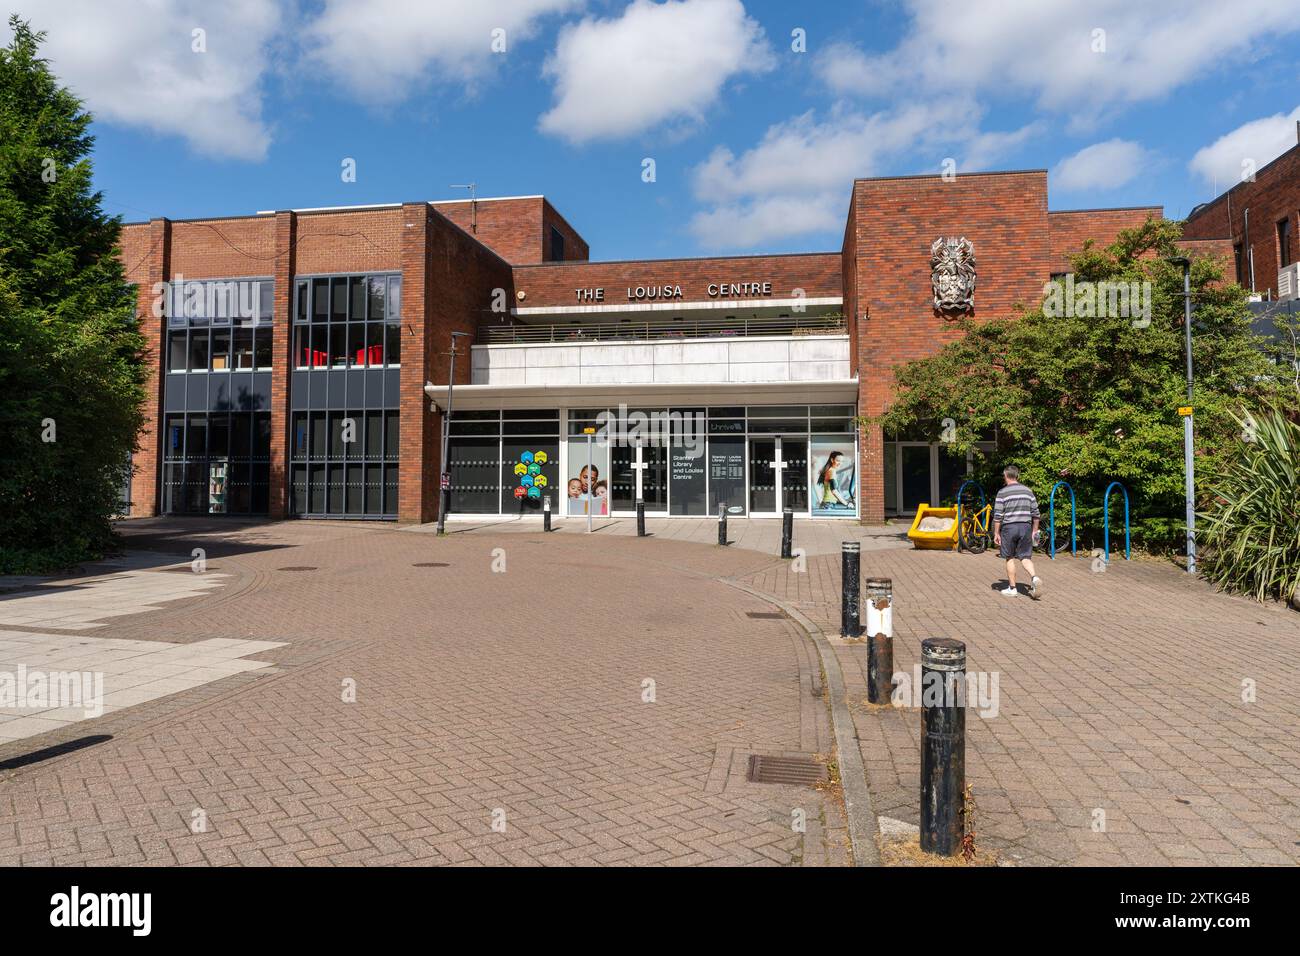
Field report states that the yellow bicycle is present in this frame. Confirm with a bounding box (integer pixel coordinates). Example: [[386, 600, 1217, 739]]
[[958, 504, 993, 554]]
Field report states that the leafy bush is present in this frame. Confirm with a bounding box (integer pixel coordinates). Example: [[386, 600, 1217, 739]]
[[1199, 409, 1300, 606], [874, 218, 1291, 552]]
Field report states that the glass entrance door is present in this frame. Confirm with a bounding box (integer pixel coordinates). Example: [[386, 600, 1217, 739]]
[[748, 437, 777, 514], [780, 438, 808, 514], [640, 444, 668, 513], [748, 436, 806, 515], [611, 444, 636, 513], [899, 443, 932, 513], [612, 443, 668, 514]]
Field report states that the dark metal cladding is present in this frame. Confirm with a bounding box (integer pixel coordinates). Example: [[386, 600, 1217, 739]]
[[920, 637, 966, 856]]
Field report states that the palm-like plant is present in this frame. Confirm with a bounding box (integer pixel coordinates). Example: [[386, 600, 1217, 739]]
[[1199, 408, 1300, 607]]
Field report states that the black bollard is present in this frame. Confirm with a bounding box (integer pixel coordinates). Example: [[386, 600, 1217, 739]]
[[865, 577, 892, 700], [717, 502, 728, 546], [781, 508, 793, 559], [636, 499, 646, 537], [840, 542, 860, 638], [543, 496, 551, 533], [920, 637, 966, 856]]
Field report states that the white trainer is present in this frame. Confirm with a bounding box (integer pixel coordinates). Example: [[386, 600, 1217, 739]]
[[1029, 576, 1043, 600], [1000, 586, 1018, 597]]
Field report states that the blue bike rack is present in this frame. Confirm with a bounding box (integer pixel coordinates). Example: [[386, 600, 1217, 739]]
[[1048, 481, 1076, 559], [1102, 481, 1131, 562], [955, 479, 987, 547]]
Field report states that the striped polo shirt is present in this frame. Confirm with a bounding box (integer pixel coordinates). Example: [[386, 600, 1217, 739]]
[[993, 482, 1040, 526]]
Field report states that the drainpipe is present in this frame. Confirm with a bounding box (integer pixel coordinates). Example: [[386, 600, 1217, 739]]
[[1245, 208, 1255, 293]]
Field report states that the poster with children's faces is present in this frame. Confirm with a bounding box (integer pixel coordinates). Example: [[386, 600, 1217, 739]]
[[809, 438, 857, 517], [565, 439, 610, 516]]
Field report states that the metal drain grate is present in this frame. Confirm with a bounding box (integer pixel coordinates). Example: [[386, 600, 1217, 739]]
[[412, 562, 450, 568], [277, 566, 317, 572], [745, 611, 784, 620], [747, 754, 828, 786]]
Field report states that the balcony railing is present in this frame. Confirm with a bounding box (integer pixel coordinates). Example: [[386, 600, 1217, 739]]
[[478, 312, 846, 345]]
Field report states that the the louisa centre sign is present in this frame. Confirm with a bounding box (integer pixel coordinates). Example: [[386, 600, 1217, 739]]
[[575, 281, 775, 303]]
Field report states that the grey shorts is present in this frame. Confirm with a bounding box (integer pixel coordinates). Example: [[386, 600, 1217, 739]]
[[999, 523, 1033, 560]]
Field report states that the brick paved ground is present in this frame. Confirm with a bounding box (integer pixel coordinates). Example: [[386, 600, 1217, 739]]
[[4, 516, 1296, 867], [0, 518, 848, 866], [736, 545, 1300, 866]]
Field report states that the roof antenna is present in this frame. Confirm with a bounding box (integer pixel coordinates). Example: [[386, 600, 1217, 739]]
[[450, 183, 477, 233]]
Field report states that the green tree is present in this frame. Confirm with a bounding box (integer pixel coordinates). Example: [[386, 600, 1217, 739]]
[[873, 217, 1289, 551], [0, 16, 144, 573]]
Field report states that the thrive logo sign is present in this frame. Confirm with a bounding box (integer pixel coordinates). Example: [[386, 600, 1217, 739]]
[[50, 886, 151, 936]]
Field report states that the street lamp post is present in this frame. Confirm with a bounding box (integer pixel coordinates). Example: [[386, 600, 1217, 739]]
[[436, 331, 471, 535], [1168, 256, 1195, 573]]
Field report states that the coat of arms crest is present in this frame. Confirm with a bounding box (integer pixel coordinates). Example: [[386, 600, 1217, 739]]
[[930, 237, 976, 313]]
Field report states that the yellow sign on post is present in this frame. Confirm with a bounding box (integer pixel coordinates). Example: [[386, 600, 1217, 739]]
[[1178, 406, 1193, 417]]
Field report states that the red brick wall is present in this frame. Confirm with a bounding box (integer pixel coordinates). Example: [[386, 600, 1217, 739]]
[[1048, 207, 1163, 273], [126, 219, 171, 515], [430, 196, 589, 265], [511, 253, 842, 308], [848, 172, 1052, 522], [1178, 237, 1236, 280], [296, 208, 402, 274], [542, 199, 589, 261], [169, 217, 276, 278], [396, 206, 515, 523], [1182, 142, 1300, 295], [119, 223, 152, 286], [268, 212, 296, 518], [397, 203, 434, 523]]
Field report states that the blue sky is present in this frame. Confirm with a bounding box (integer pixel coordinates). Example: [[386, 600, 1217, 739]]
[[9, 0, 1300, 261]]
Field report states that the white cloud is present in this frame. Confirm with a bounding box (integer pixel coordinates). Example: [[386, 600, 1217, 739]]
[[538, 0, 772, 144], [304, 0, 579, 103], [688, 104, 1041, 249], [816, 1, 1300, 129], [1053, 139, 1153, 191], [3, 0, 281, 161], [1189, 106, 1300, 190], [961, 123, 1046, 172], [814, 42, 886, 98]]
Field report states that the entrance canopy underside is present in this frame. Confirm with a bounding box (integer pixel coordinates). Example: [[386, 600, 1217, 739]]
[[423, 378, 860, 412]]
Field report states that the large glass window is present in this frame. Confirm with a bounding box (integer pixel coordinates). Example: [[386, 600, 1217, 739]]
[[164, 278, 273, 372], [293, 273, 401, 369], [564, 406, 858, 519], [289, 407, 398, 518], [161, 410, 270, 515]]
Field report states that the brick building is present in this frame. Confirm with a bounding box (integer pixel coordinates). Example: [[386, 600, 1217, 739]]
[[1182, 129, 1300, 299], [120, 172, 1160, 525]]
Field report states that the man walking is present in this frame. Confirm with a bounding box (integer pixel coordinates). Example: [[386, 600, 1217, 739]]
[[992, 465, 1042, 599]]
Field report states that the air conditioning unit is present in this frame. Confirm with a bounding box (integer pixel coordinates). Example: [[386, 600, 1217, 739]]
[[1278, 262, 1300, 302]]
